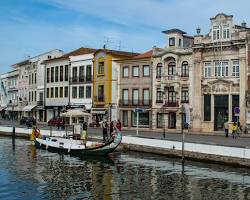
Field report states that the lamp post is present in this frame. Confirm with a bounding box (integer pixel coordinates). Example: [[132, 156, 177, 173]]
[[180, 104, 185, 162]]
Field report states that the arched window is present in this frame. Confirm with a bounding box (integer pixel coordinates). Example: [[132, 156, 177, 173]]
[[156, 63, 162, 78], [181, 61, 189, 77], [168, 62, 176, 76]]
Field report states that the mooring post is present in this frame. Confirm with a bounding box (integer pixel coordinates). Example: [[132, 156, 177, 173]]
[[50, 125, 52, 137], [12, 126, 16, 146]]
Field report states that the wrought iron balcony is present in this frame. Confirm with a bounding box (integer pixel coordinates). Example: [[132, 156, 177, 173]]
[[119, 99, 152, 107], [164, 101, 179, 107], [69, 76, 93, 84], [37, 101, 44, 106], [94, 95, 105, 102]]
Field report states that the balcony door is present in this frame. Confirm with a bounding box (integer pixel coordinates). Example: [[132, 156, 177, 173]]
[[86, 65, 92, 82]]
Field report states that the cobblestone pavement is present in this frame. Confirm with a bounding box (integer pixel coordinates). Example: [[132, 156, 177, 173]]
[[1, 119, 250, 148]]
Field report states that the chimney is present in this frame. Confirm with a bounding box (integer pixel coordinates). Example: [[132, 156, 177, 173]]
[[196, 27, 201, 35]]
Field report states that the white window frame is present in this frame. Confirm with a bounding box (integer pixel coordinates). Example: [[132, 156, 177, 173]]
[[215, 61, 228, 77], [204, 62, 212, 78], [213, 25, 220, 41], [232, 60, 240, 77], [223, 24, 230, 40]]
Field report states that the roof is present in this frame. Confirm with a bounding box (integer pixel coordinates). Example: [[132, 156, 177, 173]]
[[94, 49, 139, 57], [12, 59, 31, 67], [43, 47, 97, 64], [162, 29, 187, 35], [210, 13, 233, 20], [133, 50, 153, 59]]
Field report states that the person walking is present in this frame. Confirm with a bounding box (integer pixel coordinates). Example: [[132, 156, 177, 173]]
[[224, 121, 229, 137], [116, 119, 122, 132], [102, 120, 108, 143], [231, 122, 238, 139]]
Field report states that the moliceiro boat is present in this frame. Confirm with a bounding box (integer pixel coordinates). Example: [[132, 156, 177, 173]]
[[35, 131, 122, 156]]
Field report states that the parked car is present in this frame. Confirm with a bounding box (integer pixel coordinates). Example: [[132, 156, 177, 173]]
[[20, 116, 36, 127], [48, 117, 64, 127]]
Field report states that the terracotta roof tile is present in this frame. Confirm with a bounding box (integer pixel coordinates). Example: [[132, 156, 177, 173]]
[[133, 50, 153, 59], [94, 49, 139, 57]]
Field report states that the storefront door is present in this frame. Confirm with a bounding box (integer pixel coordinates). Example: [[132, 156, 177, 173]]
[[214, 95, 228, 131], [168, 112, 176, 129]]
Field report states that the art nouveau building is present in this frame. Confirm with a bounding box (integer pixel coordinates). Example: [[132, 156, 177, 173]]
[[151, 29, 193, 132], [192, 13, 250, 132]]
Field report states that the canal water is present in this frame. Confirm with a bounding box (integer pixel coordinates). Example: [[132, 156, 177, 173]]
[[1, 137, 250, 200]]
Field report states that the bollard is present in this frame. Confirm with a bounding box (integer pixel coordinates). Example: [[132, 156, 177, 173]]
[[12, 126, 16, 146], [50, 125, 52, 137]]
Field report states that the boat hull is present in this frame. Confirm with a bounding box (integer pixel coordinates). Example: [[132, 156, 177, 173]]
[[35, 132, 122, 157]]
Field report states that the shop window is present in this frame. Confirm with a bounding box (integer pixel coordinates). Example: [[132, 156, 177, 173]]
[[204, 95, 211, 121]]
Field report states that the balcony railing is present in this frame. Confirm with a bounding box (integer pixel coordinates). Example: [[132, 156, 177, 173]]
[[119, 99, 152, 107], [156, 99, 164, 103], [164, 101, 179, 107], [37, 101, 44, 106], [70, 76, 92, 84], [94, 95, 105, 102]]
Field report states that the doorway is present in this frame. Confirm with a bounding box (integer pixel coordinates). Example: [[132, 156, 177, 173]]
[[168, 112, 176, 129], [214, 95, 228, 131]]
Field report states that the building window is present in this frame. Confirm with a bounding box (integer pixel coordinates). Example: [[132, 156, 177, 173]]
[[98, 61, 104, 74], [169, 37, 175, 46], [156, 63, 162, 78], [204, 62, 212, 78], [122, 89, 129, 105], [34, 91, 36, 102], [86, 86, 91, 98], [51, 67, 54, 82], [143, 89, 150, 105], [29, 75, 31, 85], [86, 65, 92, 82], [157, 113, 163, 128], [223, 24, 230, 39], [79, 66, 84, 82], [79, 86, 84, 98], [204, 95, 211, 121], [32, 73, 34, 84], [122, 111, 128, 127], [72, 67, 78, 82], [64, 86, 68, 98], [60, 87, 63, 98], [55, 87, 58, 98], [60, 66, 63, 82], [168, 62, 176, 75], [72, 87, 77, 99], [132, 66, 139, 77], [215, 61, 228, 77], [132, 89, 139, 105], [65, 65, 69, 81], [98, 85, 104, 101], [181, 88, 189, 103], [143, 65, 150, 77], [181, 62, 189, 77], [213, 25, 220, 40], [168, 89, 176, 103], [156, 88, 163, 103], [47, 88, 49, 98], [122, 66, 129, 77], [51, 87, 54, 98], [55, 66, 59, 82], [131, 111, 149, 127], [232, 60, 240, 77], [29, 91, 31, 102], [47, 68, 50, 83]]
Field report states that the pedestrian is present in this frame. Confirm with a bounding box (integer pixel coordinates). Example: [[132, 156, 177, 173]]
[[224, 121, 229, 137], [102, 120, 108, 143], [110, 121, 114, 138], [237, 121, 241, 137], [231, 122, 238, 139], [116, 119, 122, 131]]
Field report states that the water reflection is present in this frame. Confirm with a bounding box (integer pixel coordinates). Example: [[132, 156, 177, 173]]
[[1, 137, 250, 200]]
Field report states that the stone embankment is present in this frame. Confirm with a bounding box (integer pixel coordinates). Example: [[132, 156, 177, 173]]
[[1, 126, 250, 167]]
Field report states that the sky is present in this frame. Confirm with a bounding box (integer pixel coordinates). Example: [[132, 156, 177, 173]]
[[0, 0, 249, 74]]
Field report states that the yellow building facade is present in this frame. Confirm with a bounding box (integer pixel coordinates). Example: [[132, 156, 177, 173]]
[[92, 49, 137, 123]]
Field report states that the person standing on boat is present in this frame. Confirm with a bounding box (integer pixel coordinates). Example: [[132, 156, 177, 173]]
[[102, 120, 108, 143], [110, 121, 114, 138]]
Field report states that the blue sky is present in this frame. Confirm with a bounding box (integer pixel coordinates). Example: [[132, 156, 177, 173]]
[[0, 0, 249, 73]]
